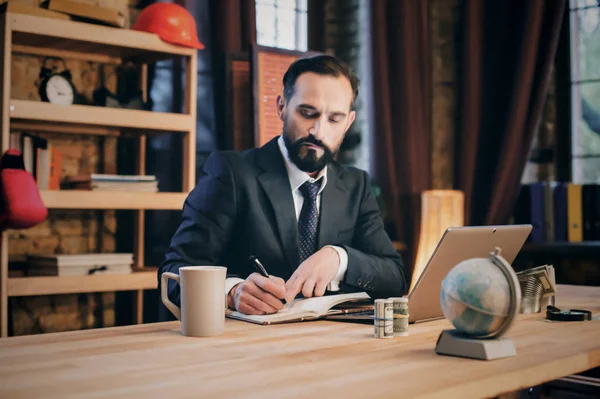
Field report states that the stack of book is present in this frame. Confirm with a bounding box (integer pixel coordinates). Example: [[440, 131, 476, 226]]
[[27, 253, 134, 277], [63, 174, 159, 192], [9, 132, 61, 190], [513, 182, 600, 242]]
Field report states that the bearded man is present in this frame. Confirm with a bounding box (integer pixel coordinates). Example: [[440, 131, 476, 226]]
[[160, 54, 408, 316]]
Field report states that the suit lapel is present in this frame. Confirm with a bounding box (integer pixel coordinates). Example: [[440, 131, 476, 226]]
[[318, 165, 347, 248], [256, 139, 299, 269]]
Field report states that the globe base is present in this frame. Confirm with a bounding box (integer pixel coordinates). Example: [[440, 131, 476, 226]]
[[435, 329, 517, 360]]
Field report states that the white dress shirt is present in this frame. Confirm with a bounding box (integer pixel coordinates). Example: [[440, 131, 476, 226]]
[[225, 136, 348, 299]]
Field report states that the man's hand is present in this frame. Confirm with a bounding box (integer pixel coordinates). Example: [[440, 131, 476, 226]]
[[228, 273, 286, 315], [284, 247, 340, 303]]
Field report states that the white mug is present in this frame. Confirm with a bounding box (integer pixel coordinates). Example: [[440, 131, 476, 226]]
[[161, 266, 227, 337]]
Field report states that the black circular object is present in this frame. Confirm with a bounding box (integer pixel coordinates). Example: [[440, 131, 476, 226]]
[[38, 57, 76, 105], [546, 305, 592, 322]]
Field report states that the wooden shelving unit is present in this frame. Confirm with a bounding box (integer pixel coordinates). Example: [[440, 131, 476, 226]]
[[0, 10, 198, 337]]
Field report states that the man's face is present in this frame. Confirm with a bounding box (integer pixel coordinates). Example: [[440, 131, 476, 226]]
[[277, 72, 356, 174]]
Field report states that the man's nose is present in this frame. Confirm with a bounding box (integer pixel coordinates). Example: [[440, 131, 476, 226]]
[[309, 120, 323, 139]]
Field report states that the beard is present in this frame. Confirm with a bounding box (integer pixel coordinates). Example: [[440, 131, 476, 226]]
[[283, 129, 335, 174]]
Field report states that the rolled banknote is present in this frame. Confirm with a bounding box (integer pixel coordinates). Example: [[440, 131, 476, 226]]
[[389, 297, 409, 336], [517, 265, 556, 296], [374, 299, 393, 338]]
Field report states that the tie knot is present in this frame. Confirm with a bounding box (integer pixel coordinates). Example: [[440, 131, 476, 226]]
[[299, 179, 322, 200]]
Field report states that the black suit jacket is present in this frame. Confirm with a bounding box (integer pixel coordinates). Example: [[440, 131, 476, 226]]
[[159, 137, 408, 309]]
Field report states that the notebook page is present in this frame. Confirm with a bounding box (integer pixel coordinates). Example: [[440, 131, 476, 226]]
[[294, 292, 370, 316]]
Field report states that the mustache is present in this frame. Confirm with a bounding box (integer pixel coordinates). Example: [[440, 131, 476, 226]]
[[296, 136, 327, 150]]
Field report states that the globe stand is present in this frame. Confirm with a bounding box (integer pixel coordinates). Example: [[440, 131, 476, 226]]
[[435, 329, 517, 360], [435, 247, 522, 361]]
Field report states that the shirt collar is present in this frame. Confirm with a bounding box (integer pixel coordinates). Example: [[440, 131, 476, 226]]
[[277, 135, 327, 194]]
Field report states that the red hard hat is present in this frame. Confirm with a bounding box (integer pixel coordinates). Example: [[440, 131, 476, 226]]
[[133, 3, 205, 50]]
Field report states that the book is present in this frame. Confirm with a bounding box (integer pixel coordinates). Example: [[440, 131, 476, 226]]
[[26, 253, 134, 277], [544, 182, 557, 242], [27, 253, 134, 266], [63, 173, 159, 192], [514, 183, 545, 242], [553, 182, 568, 241], [567, 183, 583, 242], [64, 173, 157, 183], [28, 263, 131, 277], [49, 148, 62, 190], [226, 292, 372, 325]]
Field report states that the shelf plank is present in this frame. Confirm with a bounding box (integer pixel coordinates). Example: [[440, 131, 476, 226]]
[[40, 190, 187, 210], [11, 121, 120, 136], [12, 43, 121, 64], [10, 100, 193, 132], [8, 12, 194, 61], [520, 241, 600, 256], [7, 269, 158, 297]]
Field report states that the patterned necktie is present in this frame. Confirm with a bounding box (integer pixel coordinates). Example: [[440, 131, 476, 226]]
[[298, 179, 323, 263]]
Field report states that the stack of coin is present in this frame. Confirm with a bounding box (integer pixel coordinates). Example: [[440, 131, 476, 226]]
[[374, 299, 393, 338], [389, 297, 409, 336]]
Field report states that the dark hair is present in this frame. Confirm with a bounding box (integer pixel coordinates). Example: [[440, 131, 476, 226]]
[[282, 54, 359, 109]]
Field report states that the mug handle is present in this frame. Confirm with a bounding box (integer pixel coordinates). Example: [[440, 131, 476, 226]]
[[161, 272, 181, 320]]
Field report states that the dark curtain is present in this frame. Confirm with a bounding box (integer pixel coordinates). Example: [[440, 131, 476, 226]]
[[456, 0, 566, 226], [209, 0, 256, 52], [369, 0, 432, 275], [307, 0, 327, 52], [208, 0, 256, 151]]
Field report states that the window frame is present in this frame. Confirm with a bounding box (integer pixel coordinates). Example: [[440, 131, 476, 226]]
[[255, 0, 308, 51], [557, 0, 600, 183]]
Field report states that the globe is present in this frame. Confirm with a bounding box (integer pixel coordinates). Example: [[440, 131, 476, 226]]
[[440, 248, 521, 339]]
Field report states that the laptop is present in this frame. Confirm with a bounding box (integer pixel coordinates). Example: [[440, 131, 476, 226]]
[[326, 224, 532, 324]]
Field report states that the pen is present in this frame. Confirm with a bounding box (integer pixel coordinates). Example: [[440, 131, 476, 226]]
[[249, 255, 287, 304], [250, 255, 270, 278]]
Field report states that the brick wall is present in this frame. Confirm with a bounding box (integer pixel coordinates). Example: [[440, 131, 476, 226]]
[[430, 0, 461, 190], [6, 0, 140, 336]]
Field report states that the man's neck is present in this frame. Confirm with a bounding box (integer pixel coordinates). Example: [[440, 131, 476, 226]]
[[308, 171, 320, 179]]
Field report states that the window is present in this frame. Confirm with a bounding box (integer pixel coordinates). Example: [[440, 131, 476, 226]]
[[570, 0, 600, 183], [256, 0, 308, 51]]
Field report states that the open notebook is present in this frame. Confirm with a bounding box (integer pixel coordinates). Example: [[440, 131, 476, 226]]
[[225, 292, 372, 325]]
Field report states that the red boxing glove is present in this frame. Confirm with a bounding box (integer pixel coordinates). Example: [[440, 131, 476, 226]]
[[0, 149, 48, 230]]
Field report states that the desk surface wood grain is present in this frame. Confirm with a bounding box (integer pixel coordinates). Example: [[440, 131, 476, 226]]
[[0, 285, 598, 399]]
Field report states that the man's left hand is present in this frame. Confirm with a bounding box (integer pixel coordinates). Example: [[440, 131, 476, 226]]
[[285, 247, 340, 303]]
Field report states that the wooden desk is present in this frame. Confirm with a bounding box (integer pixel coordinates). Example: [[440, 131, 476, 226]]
[[0, 285, 598, 399]]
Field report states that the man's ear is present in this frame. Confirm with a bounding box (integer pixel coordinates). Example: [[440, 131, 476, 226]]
[[276, 95, 286, 121]]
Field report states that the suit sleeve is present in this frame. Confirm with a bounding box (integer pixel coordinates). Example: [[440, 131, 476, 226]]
[[341, 171, 409, 299], [159, 152, 239, 305]]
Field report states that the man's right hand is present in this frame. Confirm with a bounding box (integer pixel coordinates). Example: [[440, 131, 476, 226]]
[[228, 273, 286, 315]]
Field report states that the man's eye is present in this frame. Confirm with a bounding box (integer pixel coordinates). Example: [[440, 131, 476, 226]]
[[301, 109, 316, 118], [329, 118, 341, 124]]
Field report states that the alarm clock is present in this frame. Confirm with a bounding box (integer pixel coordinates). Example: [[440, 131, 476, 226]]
[[38, 58, 77, 105]]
